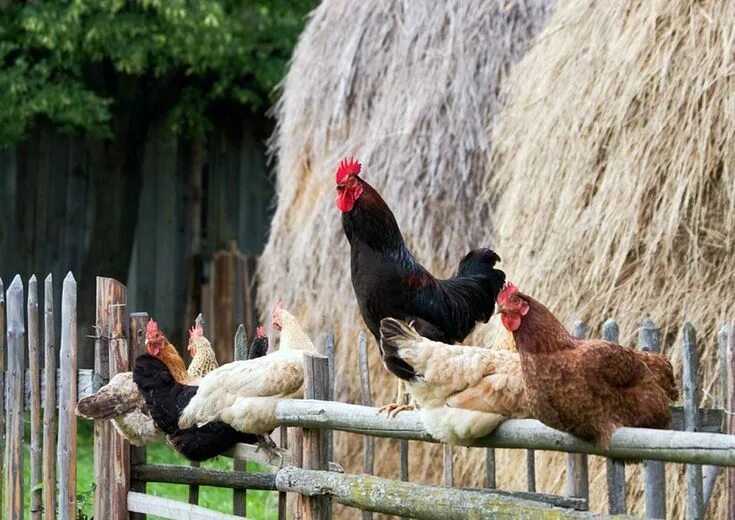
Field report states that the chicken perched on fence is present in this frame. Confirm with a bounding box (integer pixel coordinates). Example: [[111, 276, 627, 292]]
[[76, 319, 208, 445], [496, 283, 677, 448], [379, 318, 530, 445], [335, 158, 506, 413], [186, 321, 218, 381], [178, 303, 315, 451], [134, 323, 271, 460]]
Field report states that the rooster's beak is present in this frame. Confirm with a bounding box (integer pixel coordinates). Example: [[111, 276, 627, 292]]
[[495, 304, 505, 315], [144, 339, 151, 345]]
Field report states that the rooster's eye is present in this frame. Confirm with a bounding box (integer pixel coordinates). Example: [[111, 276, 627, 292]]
[[347, 176, 357, 188]]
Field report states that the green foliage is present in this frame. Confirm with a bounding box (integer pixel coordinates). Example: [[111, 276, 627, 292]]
[[0, 0, 315, 144]]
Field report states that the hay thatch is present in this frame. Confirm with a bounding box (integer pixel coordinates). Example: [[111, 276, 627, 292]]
[[258, 0, 552, 514], [489, 0, 735, 516]]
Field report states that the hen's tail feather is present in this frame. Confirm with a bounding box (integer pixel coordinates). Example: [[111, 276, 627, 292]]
[[75, 392, 130, 420], [379, 318, 420, 381]]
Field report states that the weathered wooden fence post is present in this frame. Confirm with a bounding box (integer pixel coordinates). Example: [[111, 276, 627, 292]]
[[303, 351, 331, 520], [43, 275, 57, 520], [727, 320, 735, 520], [702, 325, 729, 511], [233, 324, 248, 517], [93, 277, 126, 519], [108, 286, 130, 518], [189, 313, 205, 506], [28, 275, 43, 520], [683, 322, 704, 520], [58, 272, 78, 520], [5, 276, 25, 520], [357, 332, 375, 520], [129, 312, 150, 520], [0, 277, 4, 517], [603, 318, 625, 514], [639, 319, 666, 519], [565, 320, 589, 504]]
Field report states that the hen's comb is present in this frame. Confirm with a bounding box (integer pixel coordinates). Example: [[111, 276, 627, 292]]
[[146, 319, 159, 338], [256, 326, 266, 338], [497, 282, 518, 305], [272, 301, 284, 319], [189, 323, 204, 339], [336, 157, 361, 184]]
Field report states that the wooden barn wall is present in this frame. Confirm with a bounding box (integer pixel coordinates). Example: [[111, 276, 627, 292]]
[[0, 119, 273, 365]]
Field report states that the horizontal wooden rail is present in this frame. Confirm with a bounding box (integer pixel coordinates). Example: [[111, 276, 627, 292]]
[[22, 368, 93, 409], [274, 468, 606, 519], [132, 464, 276, 490], [276, 400, 735, 467], [128, 492, 243, 520]]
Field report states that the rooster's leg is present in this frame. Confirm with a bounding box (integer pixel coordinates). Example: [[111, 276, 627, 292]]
[[376, 379, 417, 418]]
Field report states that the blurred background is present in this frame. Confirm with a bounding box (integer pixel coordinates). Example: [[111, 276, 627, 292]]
[[0, 0, 317, 367]]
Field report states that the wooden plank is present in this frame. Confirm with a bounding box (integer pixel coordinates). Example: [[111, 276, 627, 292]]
[[188, 313, 204, 506], [303, 352, 330, 520], [274, 468, 602, 519], [23, 368, 94, 407], [107, 283, 130, 520], [4, 276, 24, 520], [326, 330, 335, 465], [289, 416, 304, 519], [43, 274, 57, 520], [443, 445, 453, 487], [93, 277, 125, 520], [565, 320, 589, 504], [58, 272, 77, 520], [128, 492, 243, 520], [28, 276, 42, 520], [639, 319, 666, 519], [276, 400, 735, 466], [728, 320, 735, 520], [399, 389, 410, 520], [131, 464, 276, 490], [703, 325, 729, 511], [0, 277, 4, 518], [602, 319, 625, 515], [682, 322, 704, 520], [233, 324, 248, 517], [279, 427, 288, 520], [357, 331, 375, 519], [129, 312, 149, 520], [526, 449, 535, 492], [485, 449, 496, 489]]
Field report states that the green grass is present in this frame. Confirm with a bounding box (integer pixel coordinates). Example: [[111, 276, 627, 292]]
[[19, 416, 278, 519]]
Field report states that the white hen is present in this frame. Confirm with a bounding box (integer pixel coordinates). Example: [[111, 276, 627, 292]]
[[178, 303, 315, 436], [379, 318, 531, 445]]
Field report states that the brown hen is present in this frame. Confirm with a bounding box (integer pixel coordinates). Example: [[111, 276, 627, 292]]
[[497, 283, 676, 448]]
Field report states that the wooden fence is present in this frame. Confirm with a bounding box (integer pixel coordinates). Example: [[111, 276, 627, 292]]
[[1, 272, 735, 519]]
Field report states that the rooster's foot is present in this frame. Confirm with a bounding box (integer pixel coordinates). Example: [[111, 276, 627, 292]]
[[376, 402, 417, 419], [255, 435, 280, 459]]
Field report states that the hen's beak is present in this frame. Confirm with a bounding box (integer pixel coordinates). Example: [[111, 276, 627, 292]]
[[144, 339, 151, 346], [495, 304, 506, 315]]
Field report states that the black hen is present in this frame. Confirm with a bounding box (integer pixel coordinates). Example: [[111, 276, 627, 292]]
[[336, 158, 505, 350], [133, 355, 258, 461]]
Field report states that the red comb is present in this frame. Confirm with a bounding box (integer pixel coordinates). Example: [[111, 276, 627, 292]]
[[256, 326, 265, 338], [336, 157, 361, 184], [497, 283, 518, 305], [272, 301, 284, 319], [146, 319, 158, 338], [189, 323, 204, 339]]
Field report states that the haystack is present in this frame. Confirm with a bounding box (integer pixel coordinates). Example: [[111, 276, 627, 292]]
[[258, 0, 553, 514], [488, 0, 735, 516]]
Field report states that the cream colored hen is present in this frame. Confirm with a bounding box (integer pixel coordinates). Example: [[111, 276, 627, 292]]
[[178, 303, 315, 446], [379, 318, 531, 445]]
